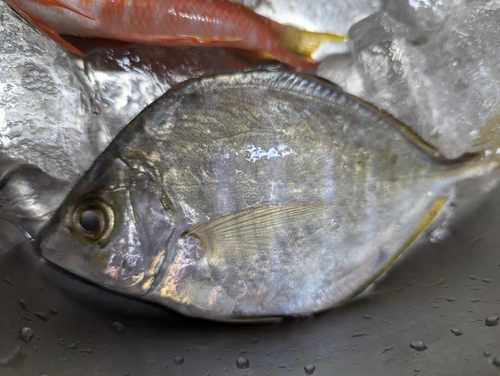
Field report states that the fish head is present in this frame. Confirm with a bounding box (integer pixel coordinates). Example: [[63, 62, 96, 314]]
[[39, 155, 174, 296]]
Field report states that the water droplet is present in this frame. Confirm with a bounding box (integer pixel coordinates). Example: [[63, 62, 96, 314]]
[[236, 357, 250, 369], [434, 296, 456, 302], [329, 219, 340, 230], [482, 278, 493, 283], [429, 225, 450, 243], [50, 309, 59, 315], [19, 327, 34, 342], [414, 368, 421, 373], [174, 356, 184, 365], [410, 341, 427, 351], [470, 298, 480, 303], [451, 328, 463, 336], [352, 332, 368, 337], [485, 316, 499, 326], [468, 275, 476, 280], [493, 357, 500, 368], [304, 365, 316, 374], [484, 351, 491, 357], [33, 312, 49, 321], [381, 345, 395, 354], [110, 321, 125, 333], [67, 341, 81, 350], [18, 299, 28, 310], [363, 315, 372, 320], [124, 372, 130, 376], [0, 345, 23, 367], [3, 278, 12, 285]]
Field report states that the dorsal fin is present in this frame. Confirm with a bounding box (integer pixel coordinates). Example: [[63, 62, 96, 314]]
[[263, 71, 478, 164]]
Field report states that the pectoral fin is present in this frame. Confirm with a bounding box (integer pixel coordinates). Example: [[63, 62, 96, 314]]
[[187, 203, 336, 256], [9, 2, 84, 56], [31, 15, 84, 55]]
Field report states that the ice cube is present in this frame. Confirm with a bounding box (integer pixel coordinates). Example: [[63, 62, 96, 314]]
[[0, 2, 94, 181], [385, 0, 462, 33], [348, 2, 500, 159]]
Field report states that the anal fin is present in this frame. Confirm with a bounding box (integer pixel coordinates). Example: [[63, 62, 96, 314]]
[[340, 197, 449, 306], [8, 1, 84, 55], [28, 14, 84, 56], [10, 0, 92, 56]]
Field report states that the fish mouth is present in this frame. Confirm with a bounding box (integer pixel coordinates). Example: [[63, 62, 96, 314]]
[[37, 208, 92, 279]]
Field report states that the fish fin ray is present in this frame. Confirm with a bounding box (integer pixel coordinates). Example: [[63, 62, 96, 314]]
[[374, 108, 447, 161], [277, 25, 346, 58], [472, 110, 500, 153], [188, 203, 336, 250], [32, 0, 94, 20], [31, 15, 84, 56], [9, 3, 84, 56]]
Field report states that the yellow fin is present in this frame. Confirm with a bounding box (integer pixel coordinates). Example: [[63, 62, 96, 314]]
[[405, 197, 448, 247], [278, 25, 346, 58], [473, 111, 500, 151], [187, 203, 335, 252]]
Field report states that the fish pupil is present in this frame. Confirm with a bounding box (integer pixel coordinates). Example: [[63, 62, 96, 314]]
[[79, 210, 101, 233]]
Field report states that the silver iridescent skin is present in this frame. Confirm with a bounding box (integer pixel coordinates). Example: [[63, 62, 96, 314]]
[[39, 70, 498, 321]]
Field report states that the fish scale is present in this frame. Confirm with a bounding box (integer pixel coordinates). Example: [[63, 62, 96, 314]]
[[39, 70, 499, 321]]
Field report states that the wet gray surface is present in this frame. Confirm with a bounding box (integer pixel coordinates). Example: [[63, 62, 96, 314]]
[[1, 0, 500, 374]]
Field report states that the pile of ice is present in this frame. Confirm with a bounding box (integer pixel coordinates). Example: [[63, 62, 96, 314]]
[[321, 0, 500, 159]]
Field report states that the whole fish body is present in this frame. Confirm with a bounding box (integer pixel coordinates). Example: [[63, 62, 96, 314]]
[[4, 0, 344, 69], [39, 70, 499, 321]]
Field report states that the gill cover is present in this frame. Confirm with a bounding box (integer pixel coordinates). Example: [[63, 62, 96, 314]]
[[40, 157, 174, 296]]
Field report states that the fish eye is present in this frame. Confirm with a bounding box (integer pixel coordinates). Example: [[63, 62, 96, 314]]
[[72, 199, 114, 241], [79, 210, 101, 233]]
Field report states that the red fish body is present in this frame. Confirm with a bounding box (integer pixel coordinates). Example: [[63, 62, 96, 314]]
[[5, 0, 345, 69]]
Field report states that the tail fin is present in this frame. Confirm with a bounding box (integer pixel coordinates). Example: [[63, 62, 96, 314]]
[[278, 25, 346, 58]]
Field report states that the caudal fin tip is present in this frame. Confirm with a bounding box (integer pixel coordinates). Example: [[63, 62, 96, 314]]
[[280, 26, 347, 59]]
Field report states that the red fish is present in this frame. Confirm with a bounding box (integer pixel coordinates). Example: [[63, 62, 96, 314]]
[[5, 0, 345, 70]]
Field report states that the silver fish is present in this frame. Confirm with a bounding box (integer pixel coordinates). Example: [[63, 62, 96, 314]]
[[39, 70, 498, 321]]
